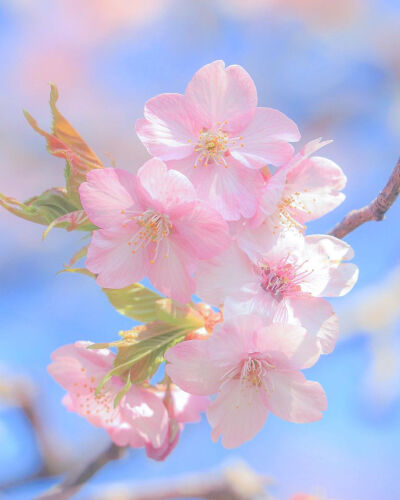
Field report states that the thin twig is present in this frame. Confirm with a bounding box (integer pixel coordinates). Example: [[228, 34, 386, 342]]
[[329, 157, 400, 238], [36, 443, 126, 500]]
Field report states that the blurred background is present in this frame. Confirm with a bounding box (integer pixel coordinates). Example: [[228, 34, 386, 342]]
[[1, 0, 400, 498]]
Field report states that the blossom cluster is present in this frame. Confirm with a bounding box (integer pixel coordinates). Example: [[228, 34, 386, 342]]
[[5, 60, 358, 457]]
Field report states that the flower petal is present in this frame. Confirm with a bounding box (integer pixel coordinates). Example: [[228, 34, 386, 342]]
[[303, 235, 359, 297], [185, 60, 257, 133], [86, 224, 148, 289], [147, 239, 195, 304], [195, 243, 254, 306], [79, 168, 140, 228], [165, 340, 225, 395], [230, 107, 300, 168], [171, 387, 210, 423], [266, 371, 327, 423], [173, 201, 231, 260], [256, 323, 320, 369], [285, 156, 346, 223], [288, 297, 339, 355], [207, 378, 269, 448], [121, 386, 169, 449], [135, 93, 197, 161], [137, 158, 196, 216]]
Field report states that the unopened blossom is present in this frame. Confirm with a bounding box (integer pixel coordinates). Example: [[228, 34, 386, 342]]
[[146, 385, 209, 461], [236, 138, 347, 256], [165, 314, 326, 448], [196, 232, 358, 354], [135, 60, 300, 221], [79, 158, 230, 303], [48, 342, 168, 449]]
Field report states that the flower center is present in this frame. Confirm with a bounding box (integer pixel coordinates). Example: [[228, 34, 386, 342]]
[[240, 356, 274, 388], [256, 256, 312, 301], [124, 209, 172, 263], [277, 192, 310, 231], [192, 122, 244, 169]]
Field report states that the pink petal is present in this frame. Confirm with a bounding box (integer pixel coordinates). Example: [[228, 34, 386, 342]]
[[266, 371, 327, 423], [86, 224, 149, 289], [236, 214, 283, 260], [288, 297, 339, 355], [285, 156, 346, 223], [171, 387, 210, 423], [207, 378, 269, 448], [209, 315, 266, 368], [147, 239, 195, 304], [303, 235, 358, 297], [136, 158, 196, 217], [185, 60, 257, 133], [167, 154, 264, 221], [173, 201, 231, 260], [230, 107, 300, 168], [223, 283, 278, 320], [135, 93, 197, 161], [79, 168, 140, 228], [48, 342, 114, 391], [195, 243, 254, 306], [256, 323, 320, 369], [165, 339, 226, 395], [48, 342, 122, 429], [121, 387, 169, 449], [145, 421, 182, 461]]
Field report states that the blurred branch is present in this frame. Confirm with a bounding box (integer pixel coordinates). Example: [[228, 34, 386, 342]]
[[0, 375, 72, 491], [36, 443, 126, 500], [329, 156, 400, 238], [83, 461, 273, 500]]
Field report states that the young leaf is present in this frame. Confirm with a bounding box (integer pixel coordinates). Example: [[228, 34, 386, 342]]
[[24, 83, 104, 202], [0, 188, 95, 234], [103, 284, 164, 323], [155, 298, 204, 330]]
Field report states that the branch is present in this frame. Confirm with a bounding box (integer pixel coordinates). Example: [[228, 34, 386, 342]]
[[83, 461, 273, 500], [0, 375, 73, 491], [36, 443, 126, 500], [329, 157, 400, 239]]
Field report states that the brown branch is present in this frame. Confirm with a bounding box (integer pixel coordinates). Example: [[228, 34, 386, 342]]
[[329, 157, 400, 238], [36, 443, 126, 500], [0, 376, 73, 492], [83, 461, 273, 500]]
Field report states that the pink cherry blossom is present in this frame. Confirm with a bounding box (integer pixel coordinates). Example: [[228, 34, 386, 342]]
[[196, 231, 358, 354], [165, 314, 326, 448], [145, 385, 209, 461], [48, 342, 169, 449], [79, 158, 231, 303], [135, 60, 300, 221], [237, 138, 347, 255]]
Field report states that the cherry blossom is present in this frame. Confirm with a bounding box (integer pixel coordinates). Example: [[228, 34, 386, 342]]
[[79, 158, 230, 303], [236, 138, 347, 256], [165, 314, 326, 448], [135, 60, 300, 220], [48, 342, 168, 449], [196, 231, 358, 354]]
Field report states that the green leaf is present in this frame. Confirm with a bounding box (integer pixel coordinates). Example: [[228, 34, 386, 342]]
[[0, 188, 96, 236], [155, 298, 204, 329], [94, 323, 190, 395], [103, 283, 164, 323]]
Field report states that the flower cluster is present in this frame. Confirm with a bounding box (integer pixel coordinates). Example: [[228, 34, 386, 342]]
[[4, 60, 358, 457]]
